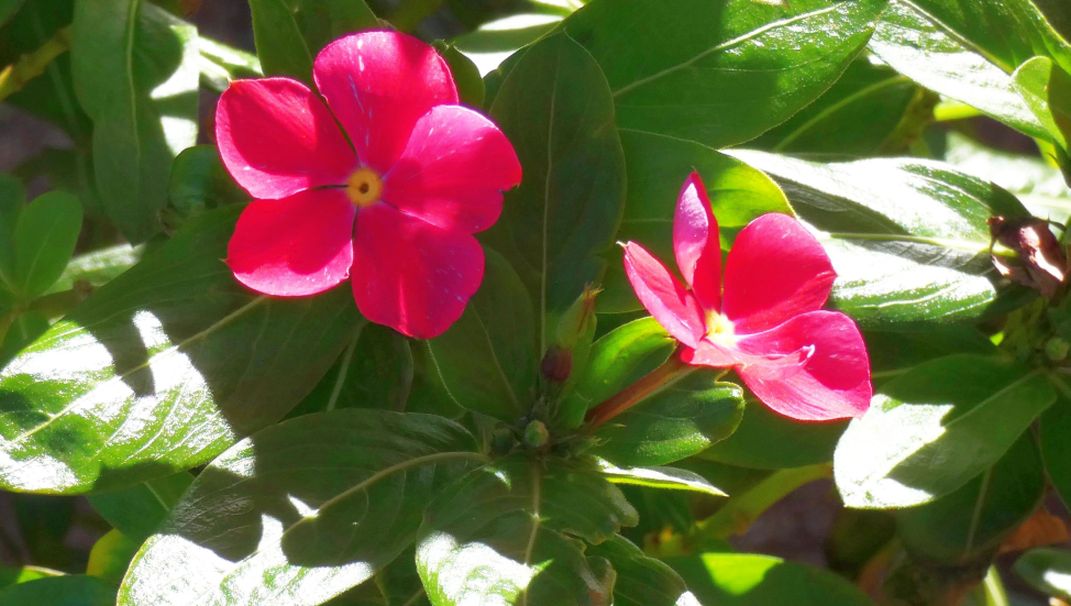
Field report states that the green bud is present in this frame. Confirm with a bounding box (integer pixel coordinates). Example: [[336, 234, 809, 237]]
[[523, 420, 550, 449], [1046, 337, 1070, 361], [553, 284, 601, 350]]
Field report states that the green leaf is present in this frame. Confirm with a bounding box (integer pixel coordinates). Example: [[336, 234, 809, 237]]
[[0, 575, 116, 606], [896, 434, 1045, 564], [435, 43, 484, 107], [834, 354, 1056, 509], [599, 129, 791, 313], [167, 145, 246, 220], [0, 174, 25, 282], [293, 322, 415, 415], [1040, 395, 1071, 507], [454, 13, 561, 77], [941, 132, 1071, 224], [0, 0, 25, 27], [428, 250, 536, 421], [752, 59, 926, 155], [416, 456, 632, 605], [0, 311, 48, 368], [863, 324, 998, 386], [666, 552, 872, 605], [563, 0, 887, 147], [87, 529, 141, 585], [71, 2, 200, 243], [1014, 548, 1071, 600], [869, 0, 1048, 139], [701, 400, 846, 470], [43, 244, 142, 297], [87, 472, 193, 541], [198, 35, 262, 93], [1014, 55, 1071, 150], [591, 372, 744, 467], [562, 318, 675, 420], [588, 535, 699, 606], [120, 410, 480, 606], [0, 206, 362, 493], [594, 459, 727, 497], [249, 0, 378, 79], [731, 151, 1029, 327], [487, 32, 626, 355], [12, 192, 82, 300], [0, 565, 59, 589]]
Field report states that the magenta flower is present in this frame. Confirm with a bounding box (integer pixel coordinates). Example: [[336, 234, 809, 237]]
[[215, 31, 522, 338], [622, 173, 872, 421]]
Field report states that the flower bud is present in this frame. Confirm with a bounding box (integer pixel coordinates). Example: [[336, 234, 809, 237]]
[[541, 346, 572, 383], [523, 420, 550, 449], [554, 284, 601, 350]]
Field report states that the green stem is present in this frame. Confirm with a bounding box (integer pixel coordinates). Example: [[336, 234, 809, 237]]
[[584, 354, 694, 430], [0, 26, 71, 103], [692, 463, 832, 541]]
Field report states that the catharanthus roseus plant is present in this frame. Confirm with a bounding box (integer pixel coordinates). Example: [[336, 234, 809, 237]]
[[218, 30, 521, 338], [1, 1, 1071, 605]]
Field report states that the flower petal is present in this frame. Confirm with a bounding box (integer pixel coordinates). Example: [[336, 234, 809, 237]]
[[216, 78, 356, 199], [314, 31, 458, 173], [227, 190, 356, 296], [385, 105, 521, 233], [623, 242, 705, 348], [351, 204, 483, 339], [734, 311, 872, 421], [673, 172, 721, 311], [722, 213, 836, 333]]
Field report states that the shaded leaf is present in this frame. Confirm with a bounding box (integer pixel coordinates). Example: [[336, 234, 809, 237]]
[[1040, 395, 1071, 508], [87, 472, 193, 541], [588, 535, 699, 606], [0, 206, 362, 493], [701, 400, 846, 470], [249, 0, 377, 79], [120, 410, 480, 606], [454, 13, 561, 77], [1014, 55, 1071, 150], [0, 575, 115, 606], [1014, 548, 1071, 600], [87, 529, 140, 585], [12, 191, 82, 300]]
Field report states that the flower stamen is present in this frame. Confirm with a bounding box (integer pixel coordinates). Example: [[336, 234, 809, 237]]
[[346, 167, 383, 207], [705, 310, 736, 347]]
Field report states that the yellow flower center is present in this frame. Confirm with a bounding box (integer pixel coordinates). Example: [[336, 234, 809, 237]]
[[346, 167, 383, 207], [705, 311, 736, 347]]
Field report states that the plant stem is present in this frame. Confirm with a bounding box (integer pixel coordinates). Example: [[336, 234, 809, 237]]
[[0, 26, 71, 103], [585, 353, 693, 430]]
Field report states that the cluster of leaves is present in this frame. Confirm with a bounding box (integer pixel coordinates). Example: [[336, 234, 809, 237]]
[[1, 0, 1071, 605]]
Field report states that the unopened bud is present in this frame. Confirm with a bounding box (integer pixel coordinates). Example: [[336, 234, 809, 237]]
[[541, 346, 573, 383], [523, 420, 550, 449], [554, 284, 601, 350], [1046, 337, 1070, 361]]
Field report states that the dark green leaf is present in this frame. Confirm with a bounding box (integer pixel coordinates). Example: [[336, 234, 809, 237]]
[[835, 354, 1055, 508], [1014, 548, 1071, 600], [599, 129, 791, 313], [0, 174, 24, 279], [12, 192, 82, 300], [666, 552, 872, 605], [564, 0, 887, 147], [869, 0, 1048, 138], [428, 250, 536, 421], [0, 565, 59, 589], [752, 59, 926, 156], [896, 434, 1045, 564], [416, 456, 632, 605], [0, 206, 362, 493], [249, 0, 377, 79], [120, 410, 480, 605], [863, 324, 997, 386], [0, 575, 115, 606], [1040, 395, 1071, 507], [0, 0, 24, 27], [168, 145, 246, 219], [732, 151, 1029, 327], [71, 2, 200, 242], [0, 311, 48, 368], [487, 32, 626, 354], [591, 372, 744, 467], [43, 244, 142, 298], [588, 535, 699, 606], [435, 43, 484, 106], [87, 472, 193, 541], [701, 400, 846, 470]]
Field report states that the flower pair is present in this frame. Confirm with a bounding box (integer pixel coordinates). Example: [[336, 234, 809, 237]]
[[623, 173, 872, 421], [215, 31, 521, 339]]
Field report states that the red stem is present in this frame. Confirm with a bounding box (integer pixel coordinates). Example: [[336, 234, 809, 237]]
[[585, 353, 692, 430]]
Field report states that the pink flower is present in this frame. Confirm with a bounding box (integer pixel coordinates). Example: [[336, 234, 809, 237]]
[[215, 31, 522, 338], [622, 173, 872, 421]]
